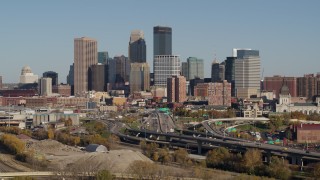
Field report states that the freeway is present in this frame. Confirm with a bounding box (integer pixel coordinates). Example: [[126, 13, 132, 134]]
[[105, 117, 320, 163], [127, 128, 320, 160]]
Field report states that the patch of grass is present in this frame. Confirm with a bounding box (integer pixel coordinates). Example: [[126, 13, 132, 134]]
[[237, 123, 270, 133]]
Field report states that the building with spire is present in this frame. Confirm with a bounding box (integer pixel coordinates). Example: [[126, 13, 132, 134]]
[[276, 80, 320, 114]]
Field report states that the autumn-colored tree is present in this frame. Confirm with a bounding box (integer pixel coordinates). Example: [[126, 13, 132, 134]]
[[47, 129, 54, 139], [313, 162, 320, 178], [96, 170, 114, 180], [127, 160, 162, 180], [32, 129, 48, 140], [173, 148, 189, 164], [139, 141, 158, 158], [242, 148, 263, 174], [291, 111, 307, 120], [0, 134, 25, 154], [266, 156, 291, 180], [206, 147, 230, 168], [64, 118, 73, 126], [157, 148, 171, 164], [269, 115, 284, 131]]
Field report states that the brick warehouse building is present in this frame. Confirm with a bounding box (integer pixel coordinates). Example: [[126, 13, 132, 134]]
[[294, 124, 320, 143]]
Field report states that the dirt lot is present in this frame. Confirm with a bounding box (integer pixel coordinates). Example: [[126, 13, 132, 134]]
[[26, 139, 152, 173]]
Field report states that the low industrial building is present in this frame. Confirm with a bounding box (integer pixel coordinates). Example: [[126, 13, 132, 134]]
[[33, 113, 79, 126], [295, 124, 320, 143]]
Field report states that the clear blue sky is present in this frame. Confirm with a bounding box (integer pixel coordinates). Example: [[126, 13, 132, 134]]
[[1, 0, 320, 83]]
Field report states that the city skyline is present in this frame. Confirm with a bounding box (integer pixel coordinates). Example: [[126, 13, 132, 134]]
[[0, 1, 320, 83]]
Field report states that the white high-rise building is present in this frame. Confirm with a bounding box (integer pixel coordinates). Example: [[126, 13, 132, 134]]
[[154, 55, 180, 88], [39, 77, 52, 96], [235, 49, 260, 98]]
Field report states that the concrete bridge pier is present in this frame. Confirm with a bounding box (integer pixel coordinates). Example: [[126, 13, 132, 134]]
[[297, 157, 304, 171], [166, 136, 170, 142], [266, 150, 271, 164], [291, 156, 297, 165], [197, 140, 202, 155]]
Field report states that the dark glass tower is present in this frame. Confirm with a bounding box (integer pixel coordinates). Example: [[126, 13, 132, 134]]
[[153, 26, 172, 56], [129, 39, 146, 63], [43, 71, 58, 86], [129, 30, 146, 63], [98, 52, 109, 64], [225, 57, 237, 97]]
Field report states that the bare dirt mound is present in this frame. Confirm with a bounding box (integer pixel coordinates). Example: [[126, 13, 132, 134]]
[[27, 139, 83, 156], [28, 140, 152, 173]]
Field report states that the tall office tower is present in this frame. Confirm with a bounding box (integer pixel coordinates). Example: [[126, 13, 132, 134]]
[[194, 80, 232, 106], [232, 48, 251, 57], [0, 76, 2, 90], [67, 63, 74, 95], [39, 77, 52, 96], [235, 49, 261, 98], [181, 62, 188, 79], [43, 71, 58, 86], [167, 75, 186, 103], [74, 37, 97, 95], [19, 66, 39, 84], [211, 60, 225, 82], [224, 57, 237, 96], [297, 74, 320, 100], [263, 76, 297, 98], [98, 51, 109, 64], [129, 30, 146, 63], [187, 57, 204, 80], [154, 55, 180, 88], [130, 63, 150, 93], [153, 26, 172, 56], [88, 63, 108, 92], [108, 55, 130, 89]]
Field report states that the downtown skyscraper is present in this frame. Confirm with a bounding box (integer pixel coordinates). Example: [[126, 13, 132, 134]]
[[182, 57, 204, 81], [153, 26, 180, 89], [74, 37, 97, 95], [234, 49, 261, 98], [153, 26, 172, 56], [129, 30, 146, 63]]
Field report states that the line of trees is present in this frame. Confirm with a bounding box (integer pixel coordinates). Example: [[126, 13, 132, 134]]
[[206, 147, 291, 180], [173, 108, 236, 119]]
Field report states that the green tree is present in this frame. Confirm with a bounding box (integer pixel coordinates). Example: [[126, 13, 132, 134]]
[[285, 130, 292, 140]]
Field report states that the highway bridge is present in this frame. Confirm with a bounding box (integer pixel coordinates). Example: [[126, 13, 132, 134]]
[[124, 128, 320, 167]]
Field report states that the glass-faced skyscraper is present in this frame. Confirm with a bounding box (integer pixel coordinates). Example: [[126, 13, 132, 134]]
[[153, 26, 172, 56], [43, 71, 58, 86], [98, 52, 109, 64], [129, 30, 146, 63], [187, 57, 204, 80]]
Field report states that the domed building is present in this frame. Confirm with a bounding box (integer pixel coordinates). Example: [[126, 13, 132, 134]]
[[19, 65, 39, 84]]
